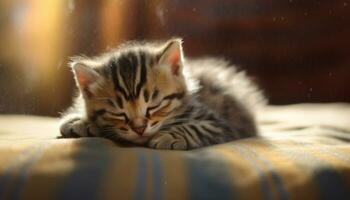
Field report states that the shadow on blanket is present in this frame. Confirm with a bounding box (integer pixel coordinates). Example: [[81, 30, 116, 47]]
[[0, 103, 350, 200]]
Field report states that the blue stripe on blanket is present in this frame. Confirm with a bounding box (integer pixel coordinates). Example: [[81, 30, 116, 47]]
[[235, 144, 289, 200], [151, 152, 163, 200], [0, 144, 41, 198], [229, 145, 274, 200], [313, 167, 350, 199], [186, 151, 235, 200], [271, 144, 350, 199], [58, 140, 111, 200], [10, 144, 49, 200], [0, 143, 49, 200], [312, 147, 350, 199], [134, 151, 147, 200]]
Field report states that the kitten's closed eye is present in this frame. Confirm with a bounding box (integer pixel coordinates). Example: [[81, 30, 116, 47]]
[[60, 39, 263, 150], [146, 100, 174, 118], [105, 111, 129, 122], [146, 100, 165, 118], [151, 101, 173, 117]]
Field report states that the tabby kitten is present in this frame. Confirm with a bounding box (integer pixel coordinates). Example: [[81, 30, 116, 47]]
[[59, 39, 265, 150]]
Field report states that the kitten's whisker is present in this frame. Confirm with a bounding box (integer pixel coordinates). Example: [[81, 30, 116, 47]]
[[60, 38, 264, 150]]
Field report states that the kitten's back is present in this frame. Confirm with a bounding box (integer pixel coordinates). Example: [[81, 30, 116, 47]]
[[185, 58, 266, 137]]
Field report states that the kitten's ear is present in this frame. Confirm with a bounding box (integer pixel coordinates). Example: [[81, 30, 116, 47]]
[[70, 62, 101, 97], [158, 39, 184, 76]]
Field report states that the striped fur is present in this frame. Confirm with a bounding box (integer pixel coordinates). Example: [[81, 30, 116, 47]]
[[60, 39, 266, 150]]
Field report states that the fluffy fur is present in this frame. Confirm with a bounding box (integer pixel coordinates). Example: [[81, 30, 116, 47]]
[[59, 39, 266, 150]]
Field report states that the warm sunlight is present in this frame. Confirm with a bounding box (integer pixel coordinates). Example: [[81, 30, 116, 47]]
[[0, 1, 349, 200]]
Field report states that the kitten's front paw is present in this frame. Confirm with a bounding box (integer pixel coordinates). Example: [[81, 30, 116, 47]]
[[60, 118, 98, 138], [148, 133, 188, 150]]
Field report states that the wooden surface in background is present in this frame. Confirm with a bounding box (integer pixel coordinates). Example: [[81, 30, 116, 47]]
[[143, 0, 350, 104], [0, 0, 349, 116]]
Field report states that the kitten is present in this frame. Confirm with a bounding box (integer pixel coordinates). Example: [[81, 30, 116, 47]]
[[59, 39, 266, 150]]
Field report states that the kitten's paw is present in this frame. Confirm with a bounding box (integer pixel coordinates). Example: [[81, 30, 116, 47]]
[[59, 118, 98, 138], [148, 133, 187, 150]]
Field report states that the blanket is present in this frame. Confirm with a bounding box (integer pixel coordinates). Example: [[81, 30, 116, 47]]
[[0, 103, 349, 200]]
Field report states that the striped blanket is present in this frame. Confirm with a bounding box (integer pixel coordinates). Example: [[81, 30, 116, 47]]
[[0, 103, 349, 200]]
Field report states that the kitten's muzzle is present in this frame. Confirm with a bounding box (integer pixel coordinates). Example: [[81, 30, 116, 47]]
[[130, 117, 148, 136]]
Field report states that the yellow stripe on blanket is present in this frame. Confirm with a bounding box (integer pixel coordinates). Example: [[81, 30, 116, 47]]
[[1, 109, 350, 200]]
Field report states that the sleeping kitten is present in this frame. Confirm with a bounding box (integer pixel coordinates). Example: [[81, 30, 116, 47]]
[[59, 39, 266, 150]]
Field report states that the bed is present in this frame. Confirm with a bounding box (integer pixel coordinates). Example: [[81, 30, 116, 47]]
[[0, 103, 350, 200]]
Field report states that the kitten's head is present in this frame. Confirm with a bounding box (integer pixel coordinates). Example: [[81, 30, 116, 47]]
[[70, 39, 188, 144]]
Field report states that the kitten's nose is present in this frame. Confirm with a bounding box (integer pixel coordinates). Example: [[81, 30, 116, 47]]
[[130, 117, 148, 136]]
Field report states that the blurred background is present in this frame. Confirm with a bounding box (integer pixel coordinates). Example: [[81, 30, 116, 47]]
[[0, 0, 349, 117]]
